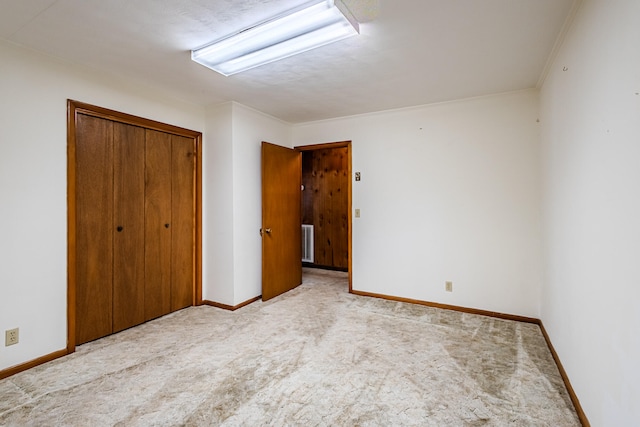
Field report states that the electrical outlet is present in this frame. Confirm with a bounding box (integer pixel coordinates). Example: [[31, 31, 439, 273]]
[[445, 281, 453, 292], [5, 328, 19, 346]]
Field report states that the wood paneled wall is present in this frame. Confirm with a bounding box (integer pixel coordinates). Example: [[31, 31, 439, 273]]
[[302, 147, 349, 269]]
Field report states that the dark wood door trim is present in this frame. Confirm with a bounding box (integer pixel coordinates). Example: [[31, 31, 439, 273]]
[[67, 100, 203, 353], [295, 141, 352, 292], [69, 101, 202, 138]]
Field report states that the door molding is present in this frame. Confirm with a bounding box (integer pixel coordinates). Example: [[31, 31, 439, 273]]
[[295, 141, 352, 292], [67, 100, 203, 353]]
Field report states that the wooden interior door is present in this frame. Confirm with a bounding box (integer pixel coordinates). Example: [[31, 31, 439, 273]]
[[69, 100, 202, 351], [262, 142, 302, 301], [144, 129, 173, 320], [170, 135, 195, 311], [112, 122, 146, 333], [75, 114, 114, 345]]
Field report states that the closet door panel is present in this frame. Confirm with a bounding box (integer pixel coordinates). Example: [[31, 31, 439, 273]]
[[171, 135, 195, 311], [144, 129, 172, 320], [75, 114, 114, 345], [112, 123, 146, 333]]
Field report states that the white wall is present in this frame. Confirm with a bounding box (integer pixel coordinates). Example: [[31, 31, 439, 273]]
[[0, 41, 205, 370], [0, 40, 289, 371], [230, 103, 291, 305], [8, 5, 637, 421], [539, 0, 640, 424], [293, 90, 542, 317], [203, 103, 235, 305], [202, 103, 291, 307]]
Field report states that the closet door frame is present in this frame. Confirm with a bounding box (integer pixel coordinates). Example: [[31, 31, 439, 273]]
[[67, 100, 203, 353]]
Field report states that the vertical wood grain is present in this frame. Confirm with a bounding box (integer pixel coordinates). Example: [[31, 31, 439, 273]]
[[75, 114, 114, 345], [144, 129, 172, 320], [300, 147, 349, 269], [316, 151, 327, 265], [67, 102, 77, 352], [170, 135, 195, 311], [112, 122, 146, 333], [332, 148, 349, 268], [262, 142, 302, 301], [302, 151, 314, 225], [68, 100, 202, 353]]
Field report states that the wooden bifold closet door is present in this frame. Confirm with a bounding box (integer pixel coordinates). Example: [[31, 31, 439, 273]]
[[74, 111, 196, 346]]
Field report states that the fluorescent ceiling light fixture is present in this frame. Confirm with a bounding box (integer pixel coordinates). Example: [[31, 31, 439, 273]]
[[191, 0, 359, 76]]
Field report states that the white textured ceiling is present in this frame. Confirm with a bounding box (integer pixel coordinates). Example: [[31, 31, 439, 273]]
[[0, 0, 576, 123]]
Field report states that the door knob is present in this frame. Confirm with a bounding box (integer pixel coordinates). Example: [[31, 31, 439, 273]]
[[117, 226, 123, 232], [165, 223, 170, 228], [260, 228, 272, 236]]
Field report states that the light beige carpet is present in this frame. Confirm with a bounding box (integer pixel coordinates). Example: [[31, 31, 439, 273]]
[[0, 269, 580, 426]]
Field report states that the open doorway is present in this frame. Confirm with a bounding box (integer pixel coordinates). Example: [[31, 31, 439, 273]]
[[261, 141, 352, 301], [296, 142, 352, 290]]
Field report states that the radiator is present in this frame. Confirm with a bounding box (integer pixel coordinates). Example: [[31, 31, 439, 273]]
[[301, 224, 314, 263]]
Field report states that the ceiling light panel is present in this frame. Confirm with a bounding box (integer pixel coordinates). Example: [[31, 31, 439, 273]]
[[192, 0, 359, 76]]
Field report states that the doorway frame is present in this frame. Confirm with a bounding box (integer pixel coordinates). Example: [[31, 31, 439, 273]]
[[67, 100, 203, 353], [295, 141, 353, 292]]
